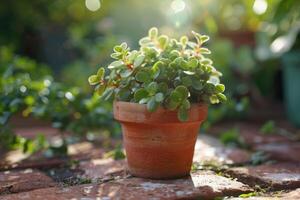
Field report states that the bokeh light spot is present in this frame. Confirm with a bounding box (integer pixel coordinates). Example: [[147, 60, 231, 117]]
[[85, 0, 101, 12], [171, 0, 186, 13], [253, 0, 268, 15]]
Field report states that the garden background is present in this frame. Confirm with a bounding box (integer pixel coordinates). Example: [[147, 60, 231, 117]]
[[1, 0, 300, 199]]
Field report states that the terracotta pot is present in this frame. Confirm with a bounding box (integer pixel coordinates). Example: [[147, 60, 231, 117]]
[[113, 101, 208, 179]]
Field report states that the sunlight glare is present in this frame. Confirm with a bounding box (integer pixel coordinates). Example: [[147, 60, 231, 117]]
[[253, 0, 268, 15], [171, 0, 186, 13], [85, 0, 101, 12]]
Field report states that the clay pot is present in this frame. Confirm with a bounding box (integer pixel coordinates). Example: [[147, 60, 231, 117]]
[[113, 101, 208, 179]]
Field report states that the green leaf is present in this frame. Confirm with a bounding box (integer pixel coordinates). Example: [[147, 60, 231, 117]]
[[133, 55, 145, 68], [191, 31, 202, 45], [181, 99, 191, 109], [180, 36, 188, 46], [200, 48, 211, 54], [158, 35, 169, 49], [200, 35, 210, 43], [139, 97, 150, 104], [175, 85, 189, 99], [217, 93, 227, 102], [96, 67, 105, 79], [139, 37, 151, 45], [120, 69, 133, 78], [181, 76, 192, 87], [88, 75, 100, 85], [101, 88, 114, 101], [95, 84, 106, 95], [209, 95, 220, 104], [113, 45, 122, 52], [120, 42, 127, 49], [147, 97, 159, 112], [178, 106, 189, 122], [187, 58, 198, 68], [155, 93, 164, 102], [200, 58, 213, 65], [170, 90, 182, 103], [146, 82, 158, 95], [108, 61, 124, 69], [158, 82, 168, 94], [134, 88, 148, 102], [216, 84, 225, 93], [135, 71, 150, 83], [148, 27, 158, 39]]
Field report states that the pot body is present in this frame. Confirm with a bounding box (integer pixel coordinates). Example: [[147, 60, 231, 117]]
[[113, 101, 207, 179]]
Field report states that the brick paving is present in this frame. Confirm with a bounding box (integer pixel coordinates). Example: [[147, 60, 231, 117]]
[[0, 121, 299, 199]]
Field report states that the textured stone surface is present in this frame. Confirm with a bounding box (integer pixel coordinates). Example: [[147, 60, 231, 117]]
[[194, 135, 251, 165], [229, 188, 300, 199], [78, 158, 127, 181], [226, 162, 300, 190], [1, 170, 252, 200], [0, 169, 56, 195], [254, 142, 300, 162]]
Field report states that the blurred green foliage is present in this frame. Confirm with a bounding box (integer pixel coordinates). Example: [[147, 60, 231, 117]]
[[0, 0, 300, 154]]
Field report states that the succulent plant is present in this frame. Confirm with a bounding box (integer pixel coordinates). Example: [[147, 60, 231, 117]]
[[88, 27, 226, 121]]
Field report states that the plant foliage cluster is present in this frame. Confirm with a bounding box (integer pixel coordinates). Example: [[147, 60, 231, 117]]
[[89, 28, 226, 121]]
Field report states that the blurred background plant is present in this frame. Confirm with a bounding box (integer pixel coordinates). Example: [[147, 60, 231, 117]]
[[0, 0, 299, 155]]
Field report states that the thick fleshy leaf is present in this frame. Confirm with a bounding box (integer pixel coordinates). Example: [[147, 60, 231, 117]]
[[96, 67, 105, 79], [139, 97, 150, 104], [134, 88, 148, 102], [175, 85, 189, 99], [146, 82, 158, 95], [148, 27, 158, 39], [170, 90, 182, 103], [108, 61, 124, 69], [217, 93, 227, 102], [139, 37, 152, 45], [200, 48, 211, 54], [88, 75, 100, 85], [209, 95, 220, 104], [216, 84, 225, 93], [187, 58, 198, 68], [147, 97, 159, 112], [120, 69, 133, 78], [166, 97, 180, 110], [181, 99, 191, 109], [133, 55, 145, 68], [135, 71, 150, 83], [178, 106, 189, 122], [180, 36, 188, 46], [158, 35, 169, 49], [181, 76, 192, 87], [155, 93, 164, 102], [200, 35, 210, 43], [158, 82, 168, 94]]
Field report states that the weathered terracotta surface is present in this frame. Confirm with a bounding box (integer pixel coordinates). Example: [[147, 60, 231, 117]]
[[226, 162, 300, 190], [1, 170, 252, 200], [0, 169, 56, 195], [113, 101, 208, 179]]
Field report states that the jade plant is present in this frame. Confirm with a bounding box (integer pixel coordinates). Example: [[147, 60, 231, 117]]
[[88, 27, 226, 121]]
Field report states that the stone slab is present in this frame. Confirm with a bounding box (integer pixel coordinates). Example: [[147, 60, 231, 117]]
[[226, 162, 300, 190], [194, 135, 251, 165], [0, 169, 56, 195], [1, 170, 252, 200]]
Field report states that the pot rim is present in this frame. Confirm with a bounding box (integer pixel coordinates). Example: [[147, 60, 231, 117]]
[[113, 101, 208, 124]]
